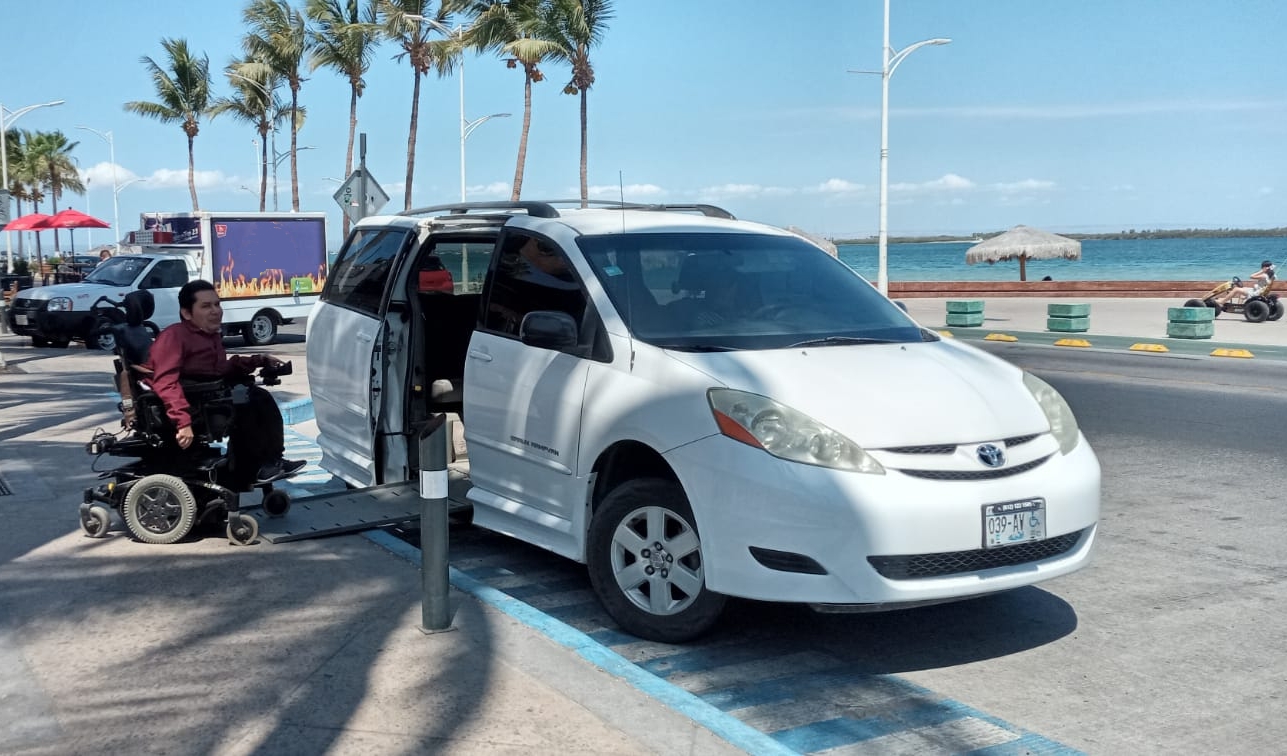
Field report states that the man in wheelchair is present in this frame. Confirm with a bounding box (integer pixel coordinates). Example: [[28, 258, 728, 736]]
[[148, 280, 304, 486]]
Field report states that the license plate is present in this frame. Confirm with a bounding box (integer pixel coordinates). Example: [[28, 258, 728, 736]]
[[982, 498, 1046, 548], [14, 314, 27, 326]]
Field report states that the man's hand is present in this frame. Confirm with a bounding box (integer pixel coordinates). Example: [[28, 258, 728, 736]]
[[176, 425, 194, 449]]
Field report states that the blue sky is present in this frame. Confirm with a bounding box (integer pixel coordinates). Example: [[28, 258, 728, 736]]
[[2, 0, 1285, 250]]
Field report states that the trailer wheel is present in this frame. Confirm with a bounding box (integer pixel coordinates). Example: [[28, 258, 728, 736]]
[[243, 312, 278, 346]]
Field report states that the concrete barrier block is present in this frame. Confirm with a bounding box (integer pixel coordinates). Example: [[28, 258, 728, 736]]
[[1168, 306, 1215, 323], [945, 300, 984, 314], [1047, 316, 1090, 332], [1047, 303, 1090, 318], [1167, 321, 1215, 339], [945, 312, 985, 327]]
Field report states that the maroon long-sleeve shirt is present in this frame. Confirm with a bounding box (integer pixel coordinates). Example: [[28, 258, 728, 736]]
[[146, 320, 269, 429]]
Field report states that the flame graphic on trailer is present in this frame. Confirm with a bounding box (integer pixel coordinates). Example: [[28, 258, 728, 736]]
[[210, 217, 328, 299]]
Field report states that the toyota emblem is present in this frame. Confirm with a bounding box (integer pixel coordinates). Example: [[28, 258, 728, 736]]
[[977, 444, 1005, 468]]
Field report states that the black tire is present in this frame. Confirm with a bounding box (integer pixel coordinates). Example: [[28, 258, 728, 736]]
[[48, 339, 70, 349], [122, 474, 198, 544], [88, 323, 117, 351], [227, 513, 260, 545], [586, 478, 726, 643], [1183, 299, 1204, 308], [1245, 299, 1271, 323], [1268, 300, 1284, 322], [1203, 299, 1223, 317], [31, 336, 49, 348], [80, 504, 113, 538], [262, 489, 291, 518], [243, 312, 278, 346]]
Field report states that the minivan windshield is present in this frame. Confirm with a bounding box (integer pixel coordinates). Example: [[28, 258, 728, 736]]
[[578, 232, 926, 350], [83, 255, 150, 286]]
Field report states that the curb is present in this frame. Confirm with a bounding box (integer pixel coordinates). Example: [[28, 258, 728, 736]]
[[279, 397, 315, 425]]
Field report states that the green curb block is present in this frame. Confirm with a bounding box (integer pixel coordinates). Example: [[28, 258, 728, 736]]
[[1047, 303, 1090, 318], [1168, 307, 1215, 323], [946, 312, 985, 327], [1167, 321, 1215, 339], [1047, 316, 1090, 332], [945, 300, 984, 314]]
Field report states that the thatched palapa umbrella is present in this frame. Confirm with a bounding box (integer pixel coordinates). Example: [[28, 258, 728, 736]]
[[966, 225, 1081, 281]]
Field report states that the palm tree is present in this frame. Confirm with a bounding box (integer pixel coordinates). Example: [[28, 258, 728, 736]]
[[25, 130, 85, 255], [124, 38, 212, 211], [458, 0, 558, 201], [243, 0, 312, 212], [4, 129, 37, 260], [379, 0, 456, 211], [307, 0, 381, 233], [532, 0, 613, 207], [212, 60, 283, 211]]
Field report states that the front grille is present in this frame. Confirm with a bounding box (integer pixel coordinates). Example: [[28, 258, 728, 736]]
[[1004, 433, 1039, 447], [884, 434, 1043, 456], [897, 455, 1051, 481], [868, 528, 1086, 580]]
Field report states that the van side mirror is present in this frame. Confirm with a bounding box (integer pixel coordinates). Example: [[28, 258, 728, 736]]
[[519, 310, 579, 351]]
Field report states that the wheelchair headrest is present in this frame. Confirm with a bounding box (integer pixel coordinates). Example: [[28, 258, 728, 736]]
[[124, 290, 155, 327]]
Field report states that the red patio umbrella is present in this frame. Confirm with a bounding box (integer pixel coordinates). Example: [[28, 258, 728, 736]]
[[4, 212, 53, 231], [46, 208, 111, 253]]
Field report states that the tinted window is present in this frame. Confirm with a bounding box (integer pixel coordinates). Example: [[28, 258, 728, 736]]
[[483, 233, 587, 337], [578, 232, 924, 350], [324, 227, 413, 316], [142, 259, 189, 289]]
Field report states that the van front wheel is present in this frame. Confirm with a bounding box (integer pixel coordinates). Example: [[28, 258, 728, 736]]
[[587, 478, 725, 643]]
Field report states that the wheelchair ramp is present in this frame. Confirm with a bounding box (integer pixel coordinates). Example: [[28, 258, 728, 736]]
[[259, 470, 472, 543]]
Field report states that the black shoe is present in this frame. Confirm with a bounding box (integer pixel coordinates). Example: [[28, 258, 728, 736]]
[[256, 459, 306, 484]]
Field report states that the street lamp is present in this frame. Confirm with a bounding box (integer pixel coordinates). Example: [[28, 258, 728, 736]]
[[406, 15, 509, 202], [2, 99, 65, 273], [76, 125, 123, 254], [850, 0, 949, 295]]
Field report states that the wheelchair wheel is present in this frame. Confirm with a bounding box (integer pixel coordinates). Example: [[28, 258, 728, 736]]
[[262, 489, 291, 518], [122, 474, 198, 544], [79, 504, 113, 539], [227, 513, 260, 546]]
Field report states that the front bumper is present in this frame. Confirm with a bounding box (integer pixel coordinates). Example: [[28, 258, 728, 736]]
[[7, 298, 95, 341], [665, 433, 1101, 608]]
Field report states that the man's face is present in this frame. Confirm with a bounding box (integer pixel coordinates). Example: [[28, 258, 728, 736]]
[[183, 290, 223, 334]]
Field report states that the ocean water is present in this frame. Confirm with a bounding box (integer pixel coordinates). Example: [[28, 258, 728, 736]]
[[837, 236, 1287, 282]]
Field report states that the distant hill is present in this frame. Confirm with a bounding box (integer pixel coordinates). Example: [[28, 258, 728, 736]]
[[834, 227, 1287, 245]]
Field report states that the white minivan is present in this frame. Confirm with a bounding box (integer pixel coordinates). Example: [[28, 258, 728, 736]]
[[307, 202, 1100, 642]]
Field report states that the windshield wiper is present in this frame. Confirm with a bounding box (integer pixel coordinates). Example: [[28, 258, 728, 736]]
[[656, 343, 737, 352], [787, 336, 895, 348]]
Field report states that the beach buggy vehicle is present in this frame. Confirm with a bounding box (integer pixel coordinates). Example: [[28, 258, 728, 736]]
[[1186, 266, 1282, 323], [78, 290, 297, 545]]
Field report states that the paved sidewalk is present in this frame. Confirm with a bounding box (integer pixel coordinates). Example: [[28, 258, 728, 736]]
[[0, 345, 743, 756]]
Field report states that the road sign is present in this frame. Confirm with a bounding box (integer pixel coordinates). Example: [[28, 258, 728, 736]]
[[332, 169, 389, 223]]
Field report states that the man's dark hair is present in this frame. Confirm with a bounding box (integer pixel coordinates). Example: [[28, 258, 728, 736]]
[[179, 279, 217, 313]]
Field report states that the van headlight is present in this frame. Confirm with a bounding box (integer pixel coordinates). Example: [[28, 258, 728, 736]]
[[45, 297, 74, 312], [1023, 372, 1080, 454], [707, 388, 884, 474]]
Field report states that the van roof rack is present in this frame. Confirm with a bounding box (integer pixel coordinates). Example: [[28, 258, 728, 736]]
[[399, 200, 736, 221]]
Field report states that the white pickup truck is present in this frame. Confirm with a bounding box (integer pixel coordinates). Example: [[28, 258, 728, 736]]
[[306, 201, 1100, 642], [7, 212, 326, 349]]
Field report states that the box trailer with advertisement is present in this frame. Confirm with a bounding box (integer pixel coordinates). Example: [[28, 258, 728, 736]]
[[6, 212, 327, 349]]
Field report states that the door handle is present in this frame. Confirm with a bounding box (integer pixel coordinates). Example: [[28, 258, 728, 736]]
[[356, 332, 374, 343], [467, 349, 493, 362]]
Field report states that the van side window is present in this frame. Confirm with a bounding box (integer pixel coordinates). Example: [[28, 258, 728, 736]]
[[324, 227, 413, 316], [483, 233, 587, 338], [422, 240, 493, 295]]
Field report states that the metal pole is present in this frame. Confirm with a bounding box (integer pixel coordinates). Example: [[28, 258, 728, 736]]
[[877, 0, 891, 297], [359, 133, 367, 223], [458, 26, 467, 203], [2, 105, 11, 276], [417, 414, 452, 632], [272, 126, 279, 212]]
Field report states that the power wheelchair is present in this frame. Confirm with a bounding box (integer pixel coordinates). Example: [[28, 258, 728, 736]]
[[78, 290, 296, 545]]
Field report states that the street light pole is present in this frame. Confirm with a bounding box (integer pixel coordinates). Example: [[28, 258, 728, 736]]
[[851, 0, 949, 296], [2, 99, 65, 273], [76, 125, 122, 254], [461, 114, 510, 201]]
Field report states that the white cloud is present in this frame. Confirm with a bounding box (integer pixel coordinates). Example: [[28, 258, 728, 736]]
[[890, 173, 977, 194], [588, 183, 665, 198], [814, 178, 863, 194], [146, 168, 236, 190], [1259, 186, 1274, 195], [79, 162, 143, 187], [816, 99, 1283, 121], [697, 183, 796, 200], [466, 181, 512, 197], [991, 179, 1055, 192]]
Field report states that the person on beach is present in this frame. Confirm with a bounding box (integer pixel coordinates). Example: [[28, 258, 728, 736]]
[[1214, 260, 1275, 305]]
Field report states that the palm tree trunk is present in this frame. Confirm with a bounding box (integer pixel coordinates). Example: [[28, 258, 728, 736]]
[[579, 88, 588, 208], [290, 86, 301, 212], [344, 84, 358, 236], [187, 134, 198, 211], [511, 72, 534, 202], [404, 71, 422, 212], [50, 174, 61, 254]]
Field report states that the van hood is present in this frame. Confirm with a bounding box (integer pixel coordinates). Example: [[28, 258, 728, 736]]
[[664, 340, 1050, 449]]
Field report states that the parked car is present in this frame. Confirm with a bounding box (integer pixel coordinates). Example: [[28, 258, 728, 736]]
[[55, 255, 102, 284], [308, 201, 1102, 642]]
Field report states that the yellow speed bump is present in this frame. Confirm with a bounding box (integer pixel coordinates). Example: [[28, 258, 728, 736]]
[[1054, 338, 1091, 348], [1211, 348, 1255, 359], [1130, 343, 1169, 353], [983, 333, 1018, 342], [937, 330, 954, 338]]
